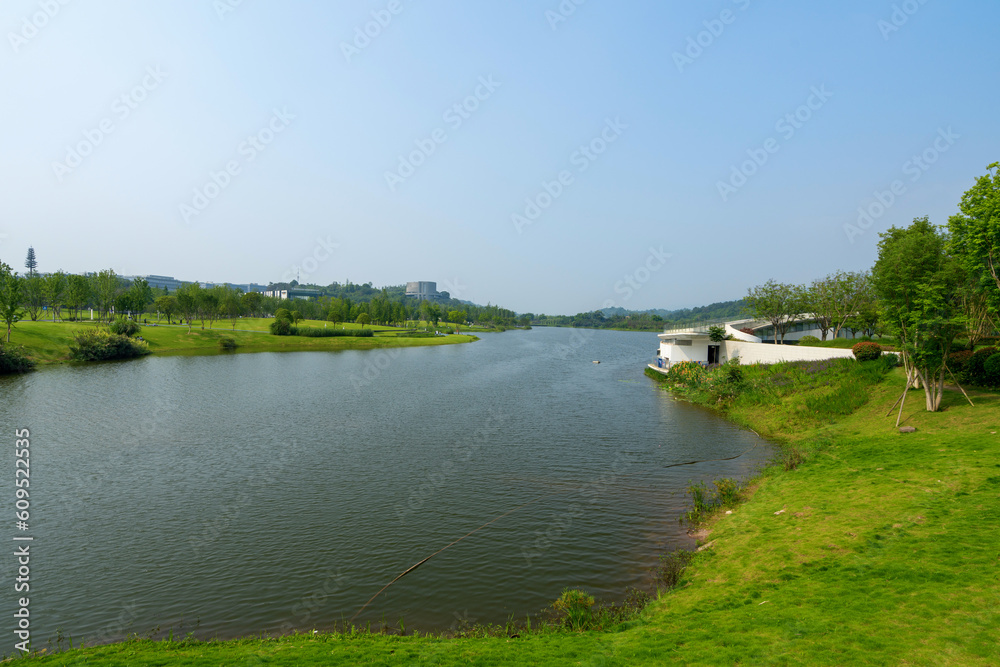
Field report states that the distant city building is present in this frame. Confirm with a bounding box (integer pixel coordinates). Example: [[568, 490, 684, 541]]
[[144, 275, 186, 291], [405, 281, 440, 300], [262, 287, 320, 300]]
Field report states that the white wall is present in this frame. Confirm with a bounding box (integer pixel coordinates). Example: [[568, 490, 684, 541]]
[[722, 340, 855, 365], [659, 340, 711, 364]]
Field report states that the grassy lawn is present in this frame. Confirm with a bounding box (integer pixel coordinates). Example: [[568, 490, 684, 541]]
[[19, 360, 1000, 665], [6, 320, 476, 365]]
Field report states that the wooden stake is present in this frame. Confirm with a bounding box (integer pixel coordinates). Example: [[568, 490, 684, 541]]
[[946, 366, 975, 407], [895, 383, 908, 428], [885, 385, 908, 417]]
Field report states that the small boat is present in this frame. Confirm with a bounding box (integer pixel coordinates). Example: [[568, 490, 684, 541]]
[[592, 360, 600, 364]]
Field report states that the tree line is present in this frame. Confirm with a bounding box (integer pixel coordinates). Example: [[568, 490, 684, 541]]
[[744, 162, 1000, 412]]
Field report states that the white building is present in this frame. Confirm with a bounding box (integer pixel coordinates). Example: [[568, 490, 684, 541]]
[[651, 318, 855, 371]]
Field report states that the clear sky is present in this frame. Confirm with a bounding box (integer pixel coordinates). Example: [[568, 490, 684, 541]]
[[2, 1, 997, 314]]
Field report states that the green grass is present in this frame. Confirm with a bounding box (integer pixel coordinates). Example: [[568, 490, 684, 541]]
[[5, 319, 476, 365], [18, 360, 1000, 665]]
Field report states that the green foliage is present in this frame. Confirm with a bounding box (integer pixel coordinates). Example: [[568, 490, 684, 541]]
[[274, 308, 292, 323], [708, 325, 726, 342], [0, 344, 35, 374], [69, 330, 150, 361], [0, 263, 25, 343], [684, 478, 744, 524], [218, 337, 238, 351], [666, 360, 706, 386], [292, 326, 374, 338], [108, 316, 141, 337], [550, 589, 596, 631], [962, 346, 998, 386], [744, 280, 807, 343], [269, 318, 293, 336], [948, 350, 974, 374], [852, 341, 882, 361], [984, 353, 1000, 387], [797, 335, 821, 346], [948, 162, 1000, 297]]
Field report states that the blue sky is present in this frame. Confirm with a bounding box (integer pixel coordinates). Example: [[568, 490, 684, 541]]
[[2, 0, 997, 314]]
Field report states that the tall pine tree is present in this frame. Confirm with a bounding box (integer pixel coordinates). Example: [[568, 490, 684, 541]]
[[24, 247, 37, 276]]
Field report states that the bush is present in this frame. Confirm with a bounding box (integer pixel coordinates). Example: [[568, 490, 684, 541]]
[[666, 360, 706, 387], [0, 344, 35, 374], [293, 326, 374, 338], [218, 337, 238, 351], [70, 330, 151, 361], [274, 308, 292, 323], [984, 353, 1000, 387], [882, 352, 900, 367], [948, 350, 974, 374], [269, 319, 293, 336], [962, 346, 998, 386], [852, 341, 882, 362], [653, 549, 694, 591], [797, 335, 822, 346], [108, 316, 141, 337]]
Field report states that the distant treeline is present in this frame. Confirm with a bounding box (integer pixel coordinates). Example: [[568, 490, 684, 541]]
[[531, 299, 745, 331]]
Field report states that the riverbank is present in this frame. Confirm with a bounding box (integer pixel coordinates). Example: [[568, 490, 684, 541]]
[[18, 358, 1000, 664], [5, 319, 477, 366]]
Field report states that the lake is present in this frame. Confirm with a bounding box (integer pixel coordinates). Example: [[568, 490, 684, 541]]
[[0, 326, 773, 645]]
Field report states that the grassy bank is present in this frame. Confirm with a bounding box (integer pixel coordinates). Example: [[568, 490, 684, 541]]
[[17, 359, 1000, 665], [5, 319, 476, 366]]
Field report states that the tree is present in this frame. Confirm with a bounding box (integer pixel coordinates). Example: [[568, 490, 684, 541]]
[[126, 278, 153, 320], [355, 313, 370, 329], [93, 269, 123, 322], [65, 274, 91, 321], [808, 271, 869, 340], [222, 287, 244, 329], [744, 280, 805, 343], [448, 310, 467, 325], [958, 281, 997, 350], [872, 217, 964, 411], [154, 295, 177, 324], [241, 291, 262, 318], [0, 263, 25, 343], [199, 287, 220, 329], [23, 275, 44, 321], [948, 162, 1000, 299], [43, 270, 67, 321], [290, 310, 303, 325], [24, 247, 37, 276], [175, 284, 199, 332]]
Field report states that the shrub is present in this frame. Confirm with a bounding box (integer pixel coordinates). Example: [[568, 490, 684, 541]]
[[947, 350, 974, 374], [963, 346, 998, 386], [274, 308, 292, 323], [293, 326, 373, 338], [70, 330, 150, 361], [0, 344, 35, 374], [269, 319, 293, 336], [797, 335, 821, 346], [852, 341, 882, 362], [108, 316, 141, 337], [708, 325, 726, 342], [218, 337, 238, 351], [881, 352, 900, 367], [666, 360, 706, 387], [984, 353, 1000, 387]]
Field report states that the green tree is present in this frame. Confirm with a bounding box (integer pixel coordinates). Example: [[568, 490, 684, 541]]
[[125, 278, 153, 320], [241, 291, 262, 318], [355, 312, 370, 329], [65, 274, 91, 321], [175, 283, 199, 332], [290, 310, 303, 325], [872, 217, 964, 411], [0, 263, 26, 342], [24, 247, 37, 276], [948, 162, 1000, 299], [222, 287, 244, 329], [199, 288, 220, 329], [93, 269, 123, 322], [154, 295, 177, 324], [43, 270, 67, 321], [23, 275, 44, 321], [808, 271, 869, 340], [744, 280, 806, 343]]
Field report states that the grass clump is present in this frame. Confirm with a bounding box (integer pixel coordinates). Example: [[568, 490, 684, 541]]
[[218, 337, 238, 351]]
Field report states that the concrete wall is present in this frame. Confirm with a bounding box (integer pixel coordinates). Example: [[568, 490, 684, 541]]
[[725, 323, 761, 343], [722, 340, 855, 365]]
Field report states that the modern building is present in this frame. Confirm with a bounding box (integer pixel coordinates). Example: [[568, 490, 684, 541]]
[[405, 281, 440, 300], [143, 275, 187, 291], [651, 318, 856, 372], [261, 287, 320, 300]]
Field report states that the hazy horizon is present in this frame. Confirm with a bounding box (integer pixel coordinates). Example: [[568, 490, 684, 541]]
[[3, 1, 997, 313]]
